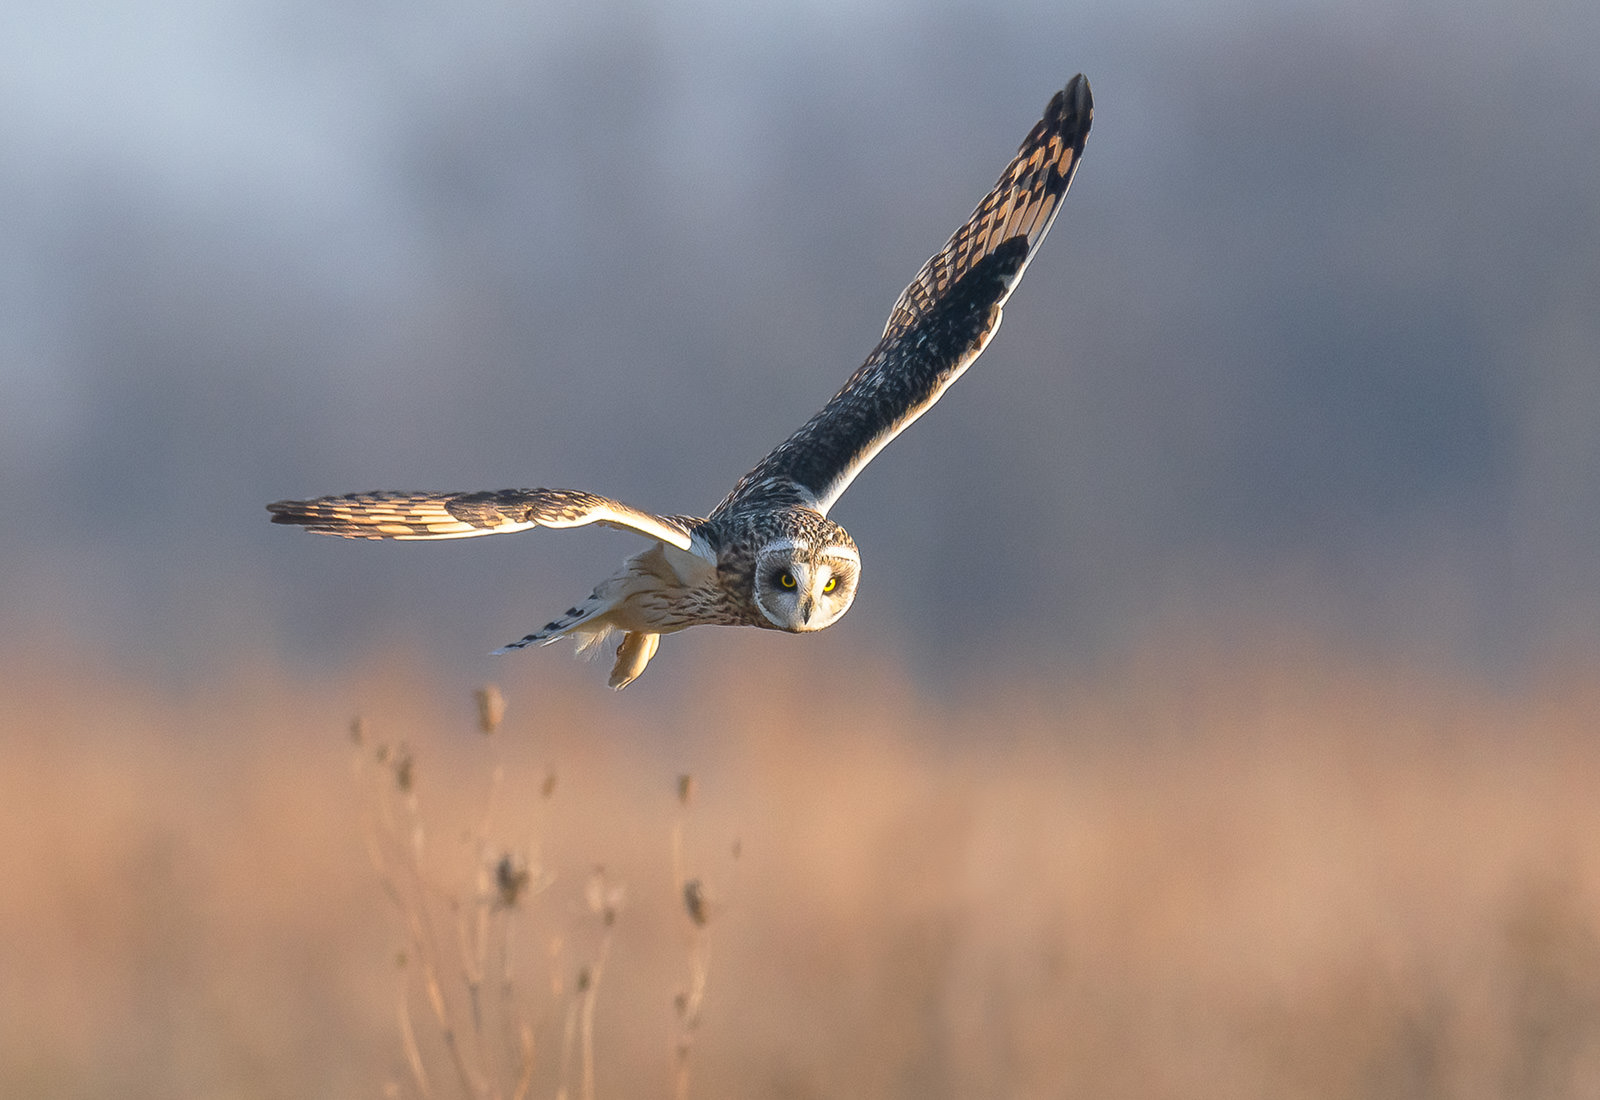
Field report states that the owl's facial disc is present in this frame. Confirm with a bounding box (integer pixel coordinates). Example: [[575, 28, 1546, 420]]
[[754, 540, 859, 632]]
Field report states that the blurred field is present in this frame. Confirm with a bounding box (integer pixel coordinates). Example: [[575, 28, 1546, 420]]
[[5, 631, 1600, 1098]]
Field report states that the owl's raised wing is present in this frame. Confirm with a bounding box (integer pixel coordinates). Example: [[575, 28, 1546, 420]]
[[714, 75, 1091, 518], [268, 489, 709, 557]]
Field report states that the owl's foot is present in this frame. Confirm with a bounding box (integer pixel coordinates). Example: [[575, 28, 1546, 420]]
[[609, 631, 661, 689]]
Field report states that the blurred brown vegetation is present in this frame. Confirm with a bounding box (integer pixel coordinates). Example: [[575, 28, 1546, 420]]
[[5, 629, 1600, 1098]]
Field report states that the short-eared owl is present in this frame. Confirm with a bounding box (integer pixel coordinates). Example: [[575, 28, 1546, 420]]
[[270, 76, 1092, 688]]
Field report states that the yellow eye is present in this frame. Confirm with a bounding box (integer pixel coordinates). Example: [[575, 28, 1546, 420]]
[[822, 577, 838, 594], [778, 572, 797, 589]]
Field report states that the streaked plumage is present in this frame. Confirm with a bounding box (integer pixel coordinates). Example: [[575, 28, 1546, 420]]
[[269, 76, 1092, 687]]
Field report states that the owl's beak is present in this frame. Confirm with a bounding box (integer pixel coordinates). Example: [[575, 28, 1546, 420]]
[[797, 594, 816, 626]]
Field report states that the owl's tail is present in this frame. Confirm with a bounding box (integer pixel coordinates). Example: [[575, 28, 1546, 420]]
[[493, 594, 610, 654], [493, 593, 660, 690]]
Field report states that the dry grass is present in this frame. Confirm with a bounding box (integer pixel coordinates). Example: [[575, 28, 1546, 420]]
[[4, 630, 1600, 1098]]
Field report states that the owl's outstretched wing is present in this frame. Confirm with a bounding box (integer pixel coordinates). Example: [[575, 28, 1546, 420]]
[[715, 75, 1091, 518], [268, 489, 707, 555]]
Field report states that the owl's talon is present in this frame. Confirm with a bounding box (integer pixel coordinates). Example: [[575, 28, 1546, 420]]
[[609, 632, 661, 690]]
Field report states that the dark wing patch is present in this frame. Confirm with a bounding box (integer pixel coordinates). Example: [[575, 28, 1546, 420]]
[[714, 75, 1091, 518], [881, 77, 1091, 343], [268, 488, 706, 553]]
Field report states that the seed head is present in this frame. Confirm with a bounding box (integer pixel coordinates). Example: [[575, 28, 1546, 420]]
[[473, 684, 506, 734], [494, 853, 531, 908], [683, 878, 712, 927], [392, 747, 415, 793]]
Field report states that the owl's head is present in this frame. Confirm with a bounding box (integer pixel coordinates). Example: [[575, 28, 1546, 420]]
[[752, 516, 860, 633]]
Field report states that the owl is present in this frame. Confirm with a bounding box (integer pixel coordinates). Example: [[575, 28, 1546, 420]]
[[270, 76, 1092, 688]]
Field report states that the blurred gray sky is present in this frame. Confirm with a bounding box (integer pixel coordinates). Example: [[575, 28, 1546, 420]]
[[4, 0, 1598, 689]]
